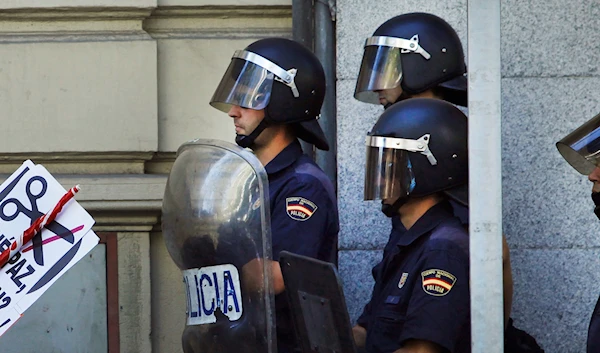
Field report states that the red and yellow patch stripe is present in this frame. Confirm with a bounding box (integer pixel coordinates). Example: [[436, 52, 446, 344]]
[[422, 278, 453, 290], [287, 205, 314, 216]]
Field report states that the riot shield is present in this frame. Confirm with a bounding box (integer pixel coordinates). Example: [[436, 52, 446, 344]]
[[279, 251, 357, 353], [162, 139, 276, 353]]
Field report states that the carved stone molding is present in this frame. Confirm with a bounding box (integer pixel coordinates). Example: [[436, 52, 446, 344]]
[[144, 5, 292, 39], [0, 6, 156, 42], [0, 153, 156, 174], [0, 173, 167, 229]]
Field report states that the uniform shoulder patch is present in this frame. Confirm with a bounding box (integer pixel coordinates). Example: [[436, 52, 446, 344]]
[[398, 272, 409, 289], [421, 269, 456, 296], [286, 197, 318, 221]]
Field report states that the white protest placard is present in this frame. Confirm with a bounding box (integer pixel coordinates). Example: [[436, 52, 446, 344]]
[[0, 307, 20, 337], [0, 160, 98, 336], [12, 230, 100, 313]]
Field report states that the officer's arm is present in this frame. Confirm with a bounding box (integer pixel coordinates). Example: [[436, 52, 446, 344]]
[[352, 325, 367, 348], [240, 259, 285, 294], [271, 261, 285, 294], [393, 339, 442, 353], [502, 235, 513, 328], [270, 177, 335, 280]]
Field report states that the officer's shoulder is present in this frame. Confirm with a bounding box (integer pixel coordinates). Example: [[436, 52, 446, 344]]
[[426, 218, 469, 254], [285, 157, 334, 193]]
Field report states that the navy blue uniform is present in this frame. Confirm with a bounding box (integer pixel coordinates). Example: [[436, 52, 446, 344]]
[[386, 200, 468, 258], [265, 139, 339, 353], [359, 201, 470, 353], [358, 200, 469, 317], [588, 296, 600, 352]]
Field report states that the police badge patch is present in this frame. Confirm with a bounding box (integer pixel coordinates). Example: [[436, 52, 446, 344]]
[[286, 197, 318, 221], [421, 269, 456, 296]]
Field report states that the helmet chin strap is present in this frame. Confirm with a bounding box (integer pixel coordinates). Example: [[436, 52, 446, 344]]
[[592, 192, 600, 220], [381, 197, 409, 218], [235, 116, 270, 149]]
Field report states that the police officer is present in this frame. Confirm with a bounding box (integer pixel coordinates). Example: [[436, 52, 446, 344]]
[[353, 12, 514, 329], [556, 111, 600, 353], [209, 37, 339, 353], [354, 12, 468, 108], [356, 98, 470, 353]]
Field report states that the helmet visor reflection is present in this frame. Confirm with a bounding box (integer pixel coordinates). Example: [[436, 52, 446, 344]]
[[364, 146, 415, 201], [557, 113, 600, 175], [210, 58, 274, 112], [354, 45, 403, 104]]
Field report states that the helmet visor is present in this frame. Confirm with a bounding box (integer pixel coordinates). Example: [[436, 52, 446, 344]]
[[354, 45, 403, 104], [557, 113, 600, 175], [364, 145, 415, 201], [210, 57, 274, 112]]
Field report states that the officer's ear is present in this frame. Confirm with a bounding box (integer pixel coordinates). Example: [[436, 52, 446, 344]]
[[430, 86, 445, 100], [285, 124, 297, 137], [286, 123, 302, 141], [427, 192, 447, 206]]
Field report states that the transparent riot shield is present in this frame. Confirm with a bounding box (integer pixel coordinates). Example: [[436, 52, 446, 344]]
[[162, 139, 276, 353]]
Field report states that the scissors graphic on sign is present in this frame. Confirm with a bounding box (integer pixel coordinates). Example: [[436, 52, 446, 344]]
[[0, 175, 74, 266], [0, 176, 47, 222]]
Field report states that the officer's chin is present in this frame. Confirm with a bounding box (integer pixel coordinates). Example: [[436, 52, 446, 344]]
[[380, 199, 396, 218], [381, 199, 392, 207]]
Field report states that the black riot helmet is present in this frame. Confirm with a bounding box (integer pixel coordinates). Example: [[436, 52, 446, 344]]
[[364, 98, 468, 216], [557, 112, 600, 175], [354, 12, 467, 107], [210, 37, 329, 150]]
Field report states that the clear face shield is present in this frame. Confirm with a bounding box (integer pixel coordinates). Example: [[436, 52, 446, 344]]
[[363, 134, 437, 201], [210, 50, 299, 112], [364, 145, 415, 201], [354, 35, 431, 104], [556, 113, 600, 175]]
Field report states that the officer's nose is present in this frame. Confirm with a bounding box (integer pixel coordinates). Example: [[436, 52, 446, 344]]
[[589, 167, 600, 193], [228, 105, 242, 118], [588, 166, 600, 183], [588, 167, 600, 186]]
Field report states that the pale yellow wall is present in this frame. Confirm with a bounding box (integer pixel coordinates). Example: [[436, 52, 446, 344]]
[[0, 40, 158, 153], [146, 6, 292, 151], [0, 1, 291, 352]]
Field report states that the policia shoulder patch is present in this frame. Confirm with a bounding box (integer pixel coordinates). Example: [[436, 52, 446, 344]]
[[286, 197, 318, 221], [421, 269, 456, 296]]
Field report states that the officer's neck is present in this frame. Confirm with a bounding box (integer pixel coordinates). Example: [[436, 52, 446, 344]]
[[398, 195, 443, 230], [253, 127, 296, 166]]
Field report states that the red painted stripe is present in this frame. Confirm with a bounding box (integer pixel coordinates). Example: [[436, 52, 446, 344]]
[[22, 224, 85, 252]]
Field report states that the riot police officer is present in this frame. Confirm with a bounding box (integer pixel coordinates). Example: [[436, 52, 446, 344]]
[[356, 98, 470, 353], [557, 111, 600, 353], [353, 12, 515, 331], [209, 37, 339, 353], [354, 12, 467, 108]]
